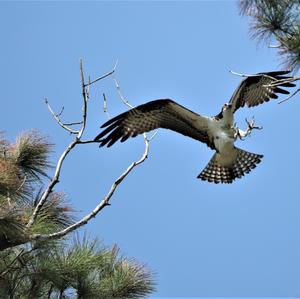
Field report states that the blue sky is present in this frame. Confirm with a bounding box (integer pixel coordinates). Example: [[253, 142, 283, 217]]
[[1, 1, 300, 298]]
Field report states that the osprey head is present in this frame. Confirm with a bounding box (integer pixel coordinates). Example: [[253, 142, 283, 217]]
[[214, 103, 233, 120], [222, 103, 233, 112]]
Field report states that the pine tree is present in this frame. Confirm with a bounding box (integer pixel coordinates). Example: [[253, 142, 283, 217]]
[[239, 0, 300, 71], [0, 132, 155, 298]]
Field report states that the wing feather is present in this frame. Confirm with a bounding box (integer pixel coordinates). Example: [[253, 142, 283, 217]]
[[95, 99, 215, 149], [230, 71, 296, 112]]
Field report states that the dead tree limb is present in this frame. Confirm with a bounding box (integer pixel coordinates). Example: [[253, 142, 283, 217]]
[[27, 59, 115, 228], [27, 61, 153, 243], [32, 136, 150, 241], [44, 99, 79, 134]]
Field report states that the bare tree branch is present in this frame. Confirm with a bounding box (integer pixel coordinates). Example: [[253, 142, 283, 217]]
[[26, 138, 78, 228], [103, 93, 110, 119], [32, 137, 150, 242], [114, 78, 134, 108], [78, 59, 88, 139], [269, 44, 281, 48], [229, 70, 260, 78], [85, 60, 118, 87], [63, 121, 83, 126], [278, 87, 300, 104], [26, 60, 155, 244], [45, 98, 79, 134], [26, 59, 114, 229], [230, 69, 300, 86], [230, 70, 300, 104], [56, 106, 64, 117], [114, 78, 159, 141], [229, 70, 276, 80], [264, 77, 300, 87]]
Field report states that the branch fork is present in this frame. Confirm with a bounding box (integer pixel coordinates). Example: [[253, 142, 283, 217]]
[[26, 59, 154, 243]]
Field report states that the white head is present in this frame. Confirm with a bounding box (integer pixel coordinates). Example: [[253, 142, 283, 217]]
[[222, 103, 233, 112], [214, 103, 233, 120]]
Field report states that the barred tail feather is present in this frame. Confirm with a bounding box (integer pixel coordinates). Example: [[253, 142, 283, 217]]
[[198, 148, 263, 184]]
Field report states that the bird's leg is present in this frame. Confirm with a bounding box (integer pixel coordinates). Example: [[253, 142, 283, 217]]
[[235, 117, 263, 140]]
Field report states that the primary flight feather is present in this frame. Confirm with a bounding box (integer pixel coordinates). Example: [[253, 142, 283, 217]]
[[95, 71, 296, 184]]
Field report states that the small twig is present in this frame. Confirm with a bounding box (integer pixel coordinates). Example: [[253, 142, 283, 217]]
[[268, 44, 281, 48], [103, 93, 110, 119], [63, 121, 83, 126], [114, 78, 134, 108], [148, 130, 158, 141], [229, 70, 261, 78], [114, 78, 158, 144], [76, 140, 101, 145], [263, 76, 300, 87], [0, 249, 24, 275], [31, 137, 150, 242], [230, 70, 282, 81], [77, 59, 88, 139], [85, 60, 118, 87], [16, 175, 27, 193], [86, 76, 91, 100], [278, 88, 300, 104], [56, 106, 64, 117], [45, 99, 79, 134]]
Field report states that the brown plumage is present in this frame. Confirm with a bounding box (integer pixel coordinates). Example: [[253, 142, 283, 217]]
[[95, 99, 215, 149], [198, 148, 263, 184], [229, 71, 295, 112], [95, 71, 296, 184]]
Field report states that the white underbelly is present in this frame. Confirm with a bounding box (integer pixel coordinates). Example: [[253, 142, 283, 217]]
[[207, 116, 235, 154], [213, 131, 234, 154]]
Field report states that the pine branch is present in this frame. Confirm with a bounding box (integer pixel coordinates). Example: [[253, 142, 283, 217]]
[[239, 0, 300, 70], [13, 132, 53, 182]]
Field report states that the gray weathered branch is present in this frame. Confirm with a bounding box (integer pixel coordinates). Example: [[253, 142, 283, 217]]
[[28, 61, 154, 243], [27, 59, 113, 228], [278, 88, 300, 104], [32, 136, 150, 241], [45, 98, 79, 134], [85, 60, 118, 87]]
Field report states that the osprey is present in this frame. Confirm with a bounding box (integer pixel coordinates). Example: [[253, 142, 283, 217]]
[[95, 71, 296, 184]]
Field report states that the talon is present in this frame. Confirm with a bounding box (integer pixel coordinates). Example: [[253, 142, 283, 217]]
[[237, 117, 263, 140]]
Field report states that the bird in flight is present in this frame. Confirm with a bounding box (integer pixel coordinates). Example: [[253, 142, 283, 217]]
[[95, 71, 296, 184]]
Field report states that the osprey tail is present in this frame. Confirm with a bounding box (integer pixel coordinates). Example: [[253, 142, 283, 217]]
[[198, 147, 263, 184]]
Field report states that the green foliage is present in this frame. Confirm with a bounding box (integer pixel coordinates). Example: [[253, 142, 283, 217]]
[[0, 132, 155, 298], [0, 203, 28, 249], [239, 0, 300, 70], [0, 237, 155, 298], [0, 132, 52, 203], [31, 190, 76, 235], [13, 132, 53, 182], [0, 132, 72, 249]]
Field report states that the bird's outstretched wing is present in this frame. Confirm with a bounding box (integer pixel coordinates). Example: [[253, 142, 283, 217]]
[[95, 99, 215, 149], [229, 71, 296, 112]]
